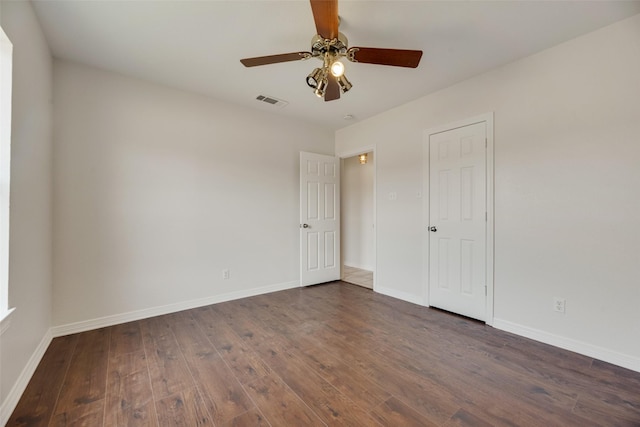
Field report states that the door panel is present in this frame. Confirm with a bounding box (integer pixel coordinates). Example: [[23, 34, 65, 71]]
[[300, 152, 340, 286], [324, 231, 336, 268], [428, 122, 487, 321]]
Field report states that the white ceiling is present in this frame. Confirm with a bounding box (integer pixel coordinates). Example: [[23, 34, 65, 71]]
[[32, 1, 640, 130]]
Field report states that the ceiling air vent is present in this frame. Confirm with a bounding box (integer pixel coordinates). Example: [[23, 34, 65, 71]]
[[256, 95, 288, 108]]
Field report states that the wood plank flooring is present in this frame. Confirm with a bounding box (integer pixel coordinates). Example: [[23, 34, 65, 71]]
[[7, 282, 640, 426]]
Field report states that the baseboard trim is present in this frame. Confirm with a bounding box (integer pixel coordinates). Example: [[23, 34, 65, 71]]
[[493, 318, 640, 373], [51, 280, 300, 337], [0, 328, 53, 426], [375, 286, 424, 306]]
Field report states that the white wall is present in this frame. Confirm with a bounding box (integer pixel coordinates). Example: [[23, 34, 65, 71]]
[[52, 60, 334, 327], [341, 153, 374, 271], [336, 14, 640, 370], [0, 0, 53, 417]]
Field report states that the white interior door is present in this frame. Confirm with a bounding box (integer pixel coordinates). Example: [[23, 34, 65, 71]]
[[300, 152, 340, 286], [428, 122, 487, 321]]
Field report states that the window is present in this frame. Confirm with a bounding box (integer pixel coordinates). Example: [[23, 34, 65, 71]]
[[0, 25, 14, 333]]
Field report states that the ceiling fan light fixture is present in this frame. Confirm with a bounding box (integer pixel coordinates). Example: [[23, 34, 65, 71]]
[[337, 74, 352, 93], [306, 67, 324, 89], [315, 77, 328, 98], [330, 60, 345, 77]]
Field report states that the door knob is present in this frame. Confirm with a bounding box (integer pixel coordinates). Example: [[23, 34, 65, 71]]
[[429, 226, 437, 232], [302, 224, 310, 228]]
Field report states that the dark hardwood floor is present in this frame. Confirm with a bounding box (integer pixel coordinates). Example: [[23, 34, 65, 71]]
[[7, 282, 640, 426]]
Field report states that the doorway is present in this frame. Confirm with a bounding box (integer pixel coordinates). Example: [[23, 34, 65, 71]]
[[340, 149, 375, 289]]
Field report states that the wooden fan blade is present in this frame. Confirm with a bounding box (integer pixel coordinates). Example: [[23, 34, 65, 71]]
[[240, 52, 311, 67], [310, 0, 339, 40], [324, 74, 340, 102], [348, 47, 423, 68]]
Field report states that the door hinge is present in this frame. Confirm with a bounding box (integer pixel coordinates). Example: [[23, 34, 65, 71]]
[[485, 285, 487, 296], [485, 138, 488, 148], [485, 211, 487, 221]]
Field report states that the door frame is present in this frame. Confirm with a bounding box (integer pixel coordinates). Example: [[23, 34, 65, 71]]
[[422, 113, 494, 325], [336, 145, 377, 291]]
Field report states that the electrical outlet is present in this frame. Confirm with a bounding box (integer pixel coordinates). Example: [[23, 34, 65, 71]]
[[389, 192, 397, 200], [553, 297, 566, 314], [222, 269, 230, 280]]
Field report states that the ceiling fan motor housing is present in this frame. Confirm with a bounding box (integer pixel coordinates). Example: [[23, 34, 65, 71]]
[[311, 32, 348, 60]]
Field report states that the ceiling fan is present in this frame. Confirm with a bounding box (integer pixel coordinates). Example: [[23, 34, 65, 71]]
[[240, 0, 423, 102]]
